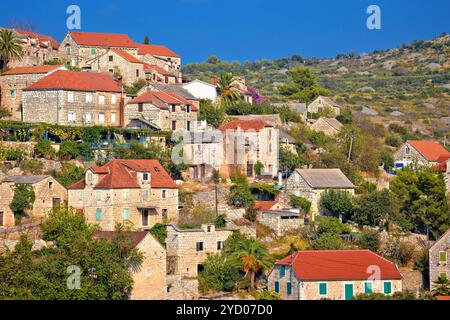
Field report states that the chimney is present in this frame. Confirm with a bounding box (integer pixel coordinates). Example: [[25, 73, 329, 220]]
[[211, 75, 218, 86]]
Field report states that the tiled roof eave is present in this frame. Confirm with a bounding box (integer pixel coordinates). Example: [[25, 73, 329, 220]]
[[23, 88, 121, 93]]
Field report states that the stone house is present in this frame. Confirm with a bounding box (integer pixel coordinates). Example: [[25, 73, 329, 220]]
[[309, 117, 343, 136], [140, 83, 199, 106], [22, 70, 123, 126], [88, 48, 146, 85], [268, 250, 402, 300], [67, 159, 179, 231], [135, 43, 181, 79], [144, 64, 178, 84], [4, 29, 60, 68], [429, 229, 450, 290], [125, 91, 198, 131], [0, 175, 67, 228], [218, 120, 279, 179], [94, 231, 167, 300], [165, 224, 235, 278], [0, 65, 66, 119], [394, 140, 450, 171], [278, 129, 297, 154], [257, 210, 304, 237], [59, 31, 138, 68], [307, 96, 340, 116], [285, 168, 355, 220]]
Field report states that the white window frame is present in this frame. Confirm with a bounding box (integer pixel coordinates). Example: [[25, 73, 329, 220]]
[[67, 92, 74, 103], [84, 113, 92, 123], [98, 95, 105, 105], [111, 112, 116, 124], [86, 93, 93, 104], [98, 113, 105, 124], [111, 94, 116, 104], [68, 111, 76, 123]]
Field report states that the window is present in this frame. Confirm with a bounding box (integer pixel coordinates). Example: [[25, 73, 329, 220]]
[[383, 281, 392, 294], [123, 189, 129, 200], [142, 190, 149, 200], [405, 146, 411, 155], [172, 121, 177, 131], [186, 105, 190, 113], [279, 266, 286, 277], [138, 103, 144, 112], [68, 112, 76, 123], [109, 55, 113, 62], [12, 75, 16, 83], [99, 95, 105, 105], [86, 93, 93, 103], [96, 208, 102, 221], [67, 92, 74, 103], [84, 113, 92, 123], [142, 209, 149, 226], [274, 281, 280, 294], [287, 282, 292, 296], [186, 121, 191, 131], [48, 181, 53, 190], [171, 105, 176, 112], [66, 47, 71, 55], [96, 190, 101, 201], [162, 190, 167, 199], [111, 94, 116, 104], [162, 209, 168, 219], [269, 143, 272, 153], [77, 190, 83, 201], [217, 241, 223, 250], [196, 242, 204, 252], [364, 281, 373, 294], [136, 69, 140, 77], [319, 282, 328, 296], [91, 48, 96, 55], [439, 251, 447, 264], [10, 89, 16, 99], [0, 211, 3, 226], [123, 209, 130, 221], [98, 113, 105, 124], [111, 113, 116, 124], [143, 173, 149, 181]]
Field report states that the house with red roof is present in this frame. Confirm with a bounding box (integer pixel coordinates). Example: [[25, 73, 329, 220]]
[[144, 64, 178, 84], [394, 140, 450, 171], [218, 120, 279, 179], [67, 159, 179, 231], [59, 31, 139, 68], [22, 70, 123, 126], [125, 91, 198, 131], [268, 250, 402, 300], [0, 64, 66, 120], [136, 43, 181, 79]]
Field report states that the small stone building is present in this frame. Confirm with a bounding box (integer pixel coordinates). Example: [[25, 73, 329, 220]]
[[429, 229, 450, 290], [268, 250, 402, 300], [285, 168, 355, 220], [309, 117, 343, 136], [0, 175, 67, 228], [394, 140, 450, 170], [68, 159, 179, 231], [0, 65, 66, 119], [22, 70, 123, 126], [94, 231, 167, 300], [257, 210, 304, 237], [307, 96, 340, 115], [136, 43, 181, 80]]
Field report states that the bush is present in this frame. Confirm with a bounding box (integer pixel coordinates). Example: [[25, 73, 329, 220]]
[[51, 163, 85, 187], [198, 253, 242, 293], [214, 214, 227, 228], [254, 161, 265, 176], [311, 232, 344, 250], [20, 159, 44, 175], [10, 184, 36, 218], [149, 223, 167, 246], [317, 217, 351, 235], [245, 206, 258, 222], [58, 141, 92, 160], [382, 238, 417, 267], [319, 190, 354, 218], [253, 290, 281, 300], [228, 184, 255, 208], [0, 145, 25, 161], [34, 140, 56, 159], [357, 229, 381, 252], [289, 195, 311, 214]]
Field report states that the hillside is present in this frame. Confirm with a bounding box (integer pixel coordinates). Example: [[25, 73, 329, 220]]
[[183, 33, 450, 136]]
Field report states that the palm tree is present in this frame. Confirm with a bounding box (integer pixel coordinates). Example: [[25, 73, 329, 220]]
[[432, 274, 450, 297], [0, 29, 23, 68], [217, 73, 242, 108], [230, 236, 273, 291]]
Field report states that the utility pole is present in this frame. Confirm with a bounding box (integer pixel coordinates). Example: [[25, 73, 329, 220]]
[[215, 184, 218, 217], [347, 130, 354, 161]]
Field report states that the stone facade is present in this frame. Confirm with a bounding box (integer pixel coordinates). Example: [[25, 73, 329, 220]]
[[394, 142, 431, 167], [165, 224, 235, 278], [429, 229, 450, 289], [22, 89, 122, 126], [257, 211, 304, 237], [138, 52, 181, 79], [0, 176, 67, 228], [307, 96, 340, 115], [309, 117, 342, 136], [166, 275, 199, 300]]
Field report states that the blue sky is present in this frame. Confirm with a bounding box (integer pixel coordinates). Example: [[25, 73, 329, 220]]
[[1, 0, 449, 63]]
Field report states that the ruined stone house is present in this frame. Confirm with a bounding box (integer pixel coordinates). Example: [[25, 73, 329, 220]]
[[307, 96, 340, 115], [429, 229, 450, 290]]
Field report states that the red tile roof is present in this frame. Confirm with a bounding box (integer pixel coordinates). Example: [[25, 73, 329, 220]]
[[68, 159, 178, 190], [128, 91, 198, 111], [407, 140, 450, 162], [111, 49, 142, 64], [219, 120, 273, 132], [144, 64, 176, 76], [94, 231, 148, 248], [68, 32, 137, 48], [23, 70, 121, 92], [14, 29, 60, 49], [136, 43, 180, 58], [1, 65, 63, 75], [436, 296, 450, 301], [275, 250, 402, 281], [127, 92, 169, 110], [254, 201, 280, 211]]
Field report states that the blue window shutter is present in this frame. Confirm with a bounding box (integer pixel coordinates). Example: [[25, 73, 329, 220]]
[[123, 209, 130, 220], [319, 283, 328, 295], [383, 282, 392, 294], [365, 282, 373, 294], [96, 208, 102, 221], [287, 282, 292, 295], [274, 281, 280, 293], [280, 265, 286, 277]]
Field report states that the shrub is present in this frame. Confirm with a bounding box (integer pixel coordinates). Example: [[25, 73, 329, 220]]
[[245, 206, 258, 222], [311, 233, 344, 250], [319, 190, 354, 218], [254, 161, 265, 176], [228, 184, 255, 208], [10, 184, 36, 218], [0, 145, 25, 161], [34, 140, 56, 159], [51, 163, 85, 187], [198, 253, 242, 293], [20, 159, 44, 175], [214, 214, 227, 228], [357, 229, 381, 252], [58, 141, 92, 160], [289, 195, 311, 214], [149, 223, 167, 246], [382, 238, 416, 267], [253, 290, 281, 300]]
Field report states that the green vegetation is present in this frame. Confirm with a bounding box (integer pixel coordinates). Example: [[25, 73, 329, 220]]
[[51, 163, 85, 187], [198, 99, 225, 128], [33, 140, 56, 159], [289, 195, 311, 215], [149, 223, 167, 246], [0, 29, 23, 67], [10, 184, 35, 222], [319, 190, 354, 218], [278, 66, 329, 102]]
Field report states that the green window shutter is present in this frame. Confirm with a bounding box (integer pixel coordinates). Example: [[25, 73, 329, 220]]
[[287, 282, 292, 295], [440, 251, 447, 263], [91, 48, 96, 55], [364, 282, 373, 294], [383, 282, 392, 294], [10, 90, 16, 98], [123, 209, 130, 221], [319, 283, 328, 296], [280, 266, 286, 277], [96, 208, 102, 221], [274, 281, 280, 294]]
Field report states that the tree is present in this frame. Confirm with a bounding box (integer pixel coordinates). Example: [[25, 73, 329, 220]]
[[143, 35, 149, 44], [351, 190, 400, 228], [254, 161, 264, 176], [289, 195, 311, 216], [198, 99, 225, 128], [51, 163, 84, 187], [34, 140, 56, 159], [312, 233, 344, 250], [0, 29, 23, 67], [217, 73, 242, 108], [356, 229, 381, 252], [279, 147, 308, 175], [198, 253, 242, 293], [319, 190, 354, 218], [278, 66, 329, 103], [228, 184, 255, 209], [10, 184, 36, 219], [432, 275, 450, 297]]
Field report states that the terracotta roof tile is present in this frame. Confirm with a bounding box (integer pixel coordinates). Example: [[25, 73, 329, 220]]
[[111, 49, 142, 64], [23, 70, 121, 92], [2, 65, 63, 76], [127, 92, 169, 110], [144, 64, 175, 76], [253, 201, 279, 211], [68, 32, 137, 48], [15, 29, 60, 49], [219, 120, 273, 132], [136, 43, 180, 58], [276, 250, 402, 281], [93, 231, 148, 248], [408, 140, 450, 162]]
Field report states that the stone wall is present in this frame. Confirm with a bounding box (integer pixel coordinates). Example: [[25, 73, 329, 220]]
[[166, 275, 199, 300], [257, 212, 304, 237], [429, 231, 450, 289], [394, 142, 430, 166]]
